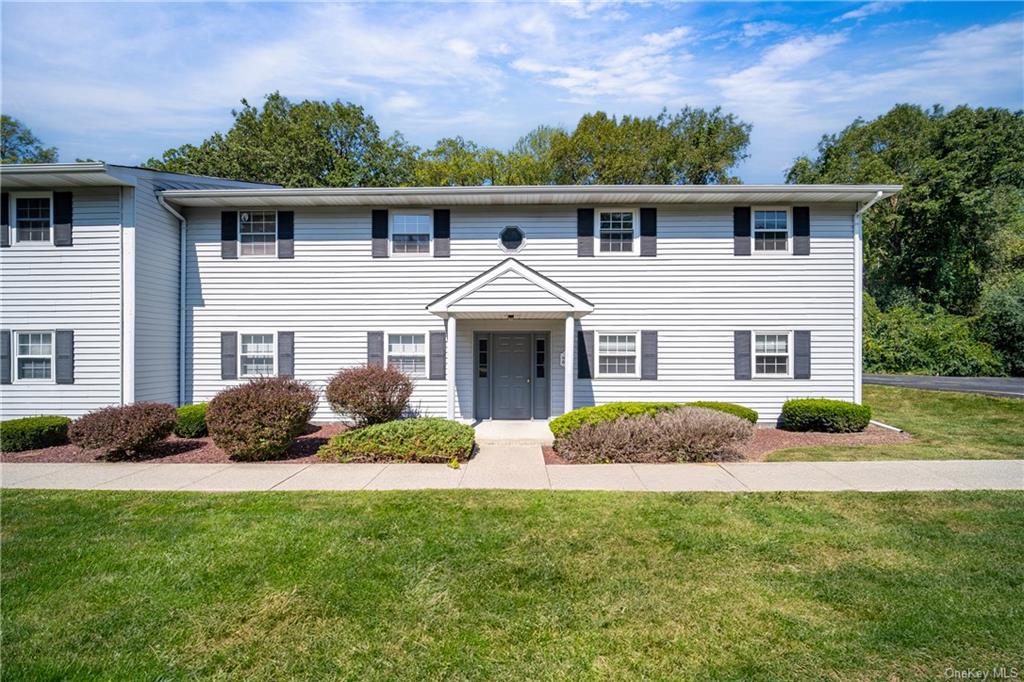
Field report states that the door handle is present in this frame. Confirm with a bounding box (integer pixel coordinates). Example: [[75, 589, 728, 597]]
[[527, 378, 531, 384]]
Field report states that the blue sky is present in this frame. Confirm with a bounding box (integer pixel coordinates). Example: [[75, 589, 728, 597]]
[[2, 1, 1021, 182]]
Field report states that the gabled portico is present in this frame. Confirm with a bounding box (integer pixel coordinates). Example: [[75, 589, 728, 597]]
[[427, 258, 594, 420]]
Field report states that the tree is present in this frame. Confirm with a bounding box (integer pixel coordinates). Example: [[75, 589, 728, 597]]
[[145, 93, 419, 187], [414, 136, 507, 186], [787, 104, 1024, 316], [1, 116, 58, 164]]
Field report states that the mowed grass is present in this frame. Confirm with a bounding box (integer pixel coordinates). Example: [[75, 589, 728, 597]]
[[3, 489, 1023, 680], [768, 385, 1024, 461]]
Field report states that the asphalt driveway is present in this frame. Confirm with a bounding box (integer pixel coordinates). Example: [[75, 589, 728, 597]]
[[865, 374, 1024, 399]]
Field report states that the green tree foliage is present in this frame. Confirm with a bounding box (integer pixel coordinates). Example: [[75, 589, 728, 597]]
[[1, 116, 58, 163], [145, 93, 419, 187], [977, 272, 1024, 375], [787, 104, 1024, 316], [414, 136, 506, 186]]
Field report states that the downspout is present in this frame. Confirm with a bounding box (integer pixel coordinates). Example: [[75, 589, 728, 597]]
[[852, 191, 884, 404], [158, 194, 188, 407]]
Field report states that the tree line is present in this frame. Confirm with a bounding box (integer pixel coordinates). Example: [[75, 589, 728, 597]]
[[3, 97, 1021, 376]]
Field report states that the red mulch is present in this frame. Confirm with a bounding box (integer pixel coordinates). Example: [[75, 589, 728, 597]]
[[1, 423, 347, 464], [543, 425, 911, 464]]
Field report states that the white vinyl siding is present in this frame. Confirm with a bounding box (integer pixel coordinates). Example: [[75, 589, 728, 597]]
[[184, 203, 857, 423], [387, 333, 427, 377], [0, 188, 122, 418]]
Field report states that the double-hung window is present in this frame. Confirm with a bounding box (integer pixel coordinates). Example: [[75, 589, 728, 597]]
[[596, 209, 637, 254], [387, 333, 427, 377], [13, 194, 52, 243], [753, 332, 791, 377], [391, 213, 431, 256], [15, 331, 54, 382], [752, 208, 790, 253], [596, 332, 638, 377], [239, 211, 277, 256], [239, 333, 275, 377]]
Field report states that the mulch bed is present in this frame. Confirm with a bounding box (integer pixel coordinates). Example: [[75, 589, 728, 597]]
[[543, 425, 912, 464], [1, 423, 346, 464]]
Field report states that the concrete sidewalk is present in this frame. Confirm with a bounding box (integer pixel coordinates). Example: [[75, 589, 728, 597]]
[[3, 457, 1021, 493]]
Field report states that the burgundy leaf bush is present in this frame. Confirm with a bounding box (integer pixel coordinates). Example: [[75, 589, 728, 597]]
[[555, 407, 753, 464], [69, 402, 177, 459], [326, 364, 414, 426], [206, 377, 319, 461]]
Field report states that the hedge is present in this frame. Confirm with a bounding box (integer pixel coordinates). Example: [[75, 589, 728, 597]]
[[549, 402, 681, 438], [318, 418, 475, 463], [206, 377, 318, 461], [780, 398, 872, 433], [174, 403, 208, 438], [69, 403, 177, 458], [685, 401, 758, 424], [1, 416, 72, 452]]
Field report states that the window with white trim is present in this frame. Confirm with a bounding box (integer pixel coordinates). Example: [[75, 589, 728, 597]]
[[14, 194, 52, 243], [391, 213, 431, 255], [596, 333, 638, 377], [239, 333, 275, 377], [239, 211, 277, 256], [754, 332, 791, 377], [387, 333, 427, 377], [597, 210, 637, 254], [15, 331, 54, 381], [752, 208, 790, 252]]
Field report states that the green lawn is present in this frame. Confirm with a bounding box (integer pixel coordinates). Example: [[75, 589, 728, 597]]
[[767, 385, 1024, 461], [3, 489, 1023, 680]]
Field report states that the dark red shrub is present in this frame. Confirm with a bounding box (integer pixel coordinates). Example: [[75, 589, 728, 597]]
[[325, 365, 414, 426], [206, 377, 318, 461], [69, 402, 177, 458]]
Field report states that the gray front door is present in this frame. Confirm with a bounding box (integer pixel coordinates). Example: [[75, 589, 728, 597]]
[[492, 333, 532, 419]]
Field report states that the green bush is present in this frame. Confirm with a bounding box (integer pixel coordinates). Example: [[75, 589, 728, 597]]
[[174, 403, 208, 438], [550, 402, 680, 438], [318, 418, 474, 463], [781, 399, 872, 433], [863, 294, 1004, 376], [1, 416, 72, 452], [978, 272, 1024, 376], [207, 377, 318, 461], [685, 401, 758, 424]]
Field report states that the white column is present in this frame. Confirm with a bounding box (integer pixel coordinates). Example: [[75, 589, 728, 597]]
[[853, 212, 864, 405], [446, 316, 457, 419], [564, 314, 575, 414]]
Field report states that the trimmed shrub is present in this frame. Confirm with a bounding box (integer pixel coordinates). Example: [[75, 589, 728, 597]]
[[555, 407, 753, 464], [69, 403, 177, 458], [174, 403, 208, 438], [686, 401, 758, 424], [781, 398, 871, 433], [550, 402, 680, 438], [318, 418, 474, 463], [206, 377, 318, 461], [326, 365, 414, 426], [1, 416, 72, 452]]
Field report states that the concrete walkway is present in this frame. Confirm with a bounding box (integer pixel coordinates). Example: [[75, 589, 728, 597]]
[[3, 458, 1021, 493], [865, 374, 1024, 399]]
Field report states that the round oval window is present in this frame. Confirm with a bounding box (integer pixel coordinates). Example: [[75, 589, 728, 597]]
[[500, 226, 524, 252]]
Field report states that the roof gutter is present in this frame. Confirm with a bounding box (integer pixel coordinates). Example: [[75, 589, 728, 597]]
[[157, 194, 188, 407]]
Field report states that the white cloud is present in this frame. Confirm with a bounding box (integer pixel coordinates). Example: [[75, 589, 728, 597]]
[[834, 2, 903, 23], [742, 21, 790, 39]]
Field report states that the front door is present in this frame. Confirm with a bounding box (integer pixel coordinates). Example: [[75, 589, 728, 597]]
[[492, 333, 532, 419]]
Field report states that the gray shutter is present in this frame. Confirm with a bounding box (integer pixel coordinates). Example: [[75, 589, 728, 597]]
[[733, 207, 751, 256], [221, 211, 238, 259], [793, 206, 810, 256], [371, 210, 388, 258], [55, 330, 74, 384], [640, 208, 657, 257], [53, 192, 73, 246], [433, 209, 450, 258], [577, 330, 594, 379], [277, 331, 294, 378], [577, 208, 594, 257], [429, 331, 446, 379], [277, 211, 294, 259], [640, 330, 658, 380], [221, 332, 237, 380], [734, 330, 752, 380], [0, 330, 10, 384], [367, 331, 384, 367], [1, 193, 9, 248], [794, 330, 811, 379]]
